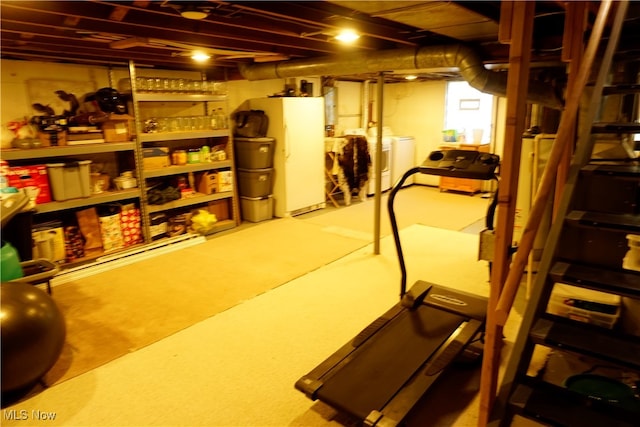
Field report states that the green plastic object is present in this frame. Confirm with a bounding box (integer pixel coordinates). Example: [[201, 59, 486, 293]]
[[565, 374, 640, 412], [1, 241, 24, 282]]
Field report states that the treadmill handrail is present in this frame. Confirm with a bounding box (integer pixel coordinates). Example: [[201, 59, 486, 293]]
[[387, 151, 500, 298], [387, 167, 422, 297]]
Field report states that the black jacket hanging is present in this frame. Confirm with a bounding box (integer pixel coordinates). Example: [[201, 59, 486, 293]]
[[338, 135, 371, 192]]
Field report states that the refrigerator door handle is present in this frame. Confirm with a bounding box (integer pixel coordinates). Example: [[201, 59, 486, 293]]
[[284, 121, 291, 160]]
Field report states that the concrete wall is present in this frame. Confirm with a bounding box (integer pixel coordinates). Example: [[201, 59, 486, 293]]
[[1, 60, 503, 167]]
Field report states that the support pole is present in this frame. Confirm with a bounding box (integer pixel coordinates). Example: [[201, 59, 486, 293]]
[[373, 73, 385, 254]]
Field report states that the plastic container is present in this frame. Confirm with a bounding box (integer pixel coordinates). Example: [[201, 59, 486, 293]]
[[547, 283, 621, 329], [46, 160, 92, 201], [237, 168, 273, 198], [241, 195, 273, 223], [623, 234, 640, 272], [234, 137, 275, 169], [1, 241, 24, 281], [113, 171, 137, 190]]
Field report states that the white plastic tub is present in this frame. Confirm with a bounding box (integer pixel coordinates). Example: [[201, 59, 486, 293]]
[[547, 283, 621, 329]]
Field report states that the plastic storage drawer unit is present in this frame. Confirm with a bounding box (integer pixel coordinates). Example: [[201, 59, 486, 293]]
[[234, 137, 275, 169], [46, 160, 92, 201], [237, 168, 273, 198]]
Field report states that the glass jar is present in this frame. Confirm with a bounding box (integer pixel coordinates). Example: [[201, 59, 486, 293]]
[[172, 150, 187, 166], [187, 148, 201, 164]]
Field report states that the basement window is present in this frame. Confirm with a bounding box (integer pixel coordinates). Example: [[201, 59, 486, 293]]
[[444, 81, 494, 145]]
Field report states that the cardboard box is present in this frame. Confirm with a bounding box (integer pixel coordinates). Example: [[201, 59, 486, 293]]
[[197, 171, 233, 194], [207, 199, 230, 221], [102, 114, 132, 142], [38, 131, 67, 147], [142, 147, 170, 169], [217, 170, 233, 192], [6, 164, 52, 204], [32, 224, 66, 264], [197, 171, 218, 195]]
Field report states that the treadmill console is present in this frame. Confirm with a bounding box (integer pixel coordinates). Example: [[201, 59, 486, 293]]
[[419, 149, 499, 180]]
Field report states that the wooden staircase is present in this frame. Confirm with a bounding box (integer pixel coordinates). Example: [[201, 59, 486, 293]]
[[489, 1, 640, 425]]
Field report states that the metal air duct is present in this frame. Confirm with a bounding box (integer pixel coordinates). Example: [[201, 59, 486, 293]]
[[238, 45, 563, 110]]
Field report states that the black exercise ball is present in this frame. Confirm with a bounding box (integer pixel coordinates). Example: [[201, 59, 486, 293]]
[[1, 282, 66, 393]]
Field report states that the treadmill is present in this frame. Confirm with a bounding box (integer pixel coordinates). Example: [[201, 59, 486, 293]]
[[295, 149, 500, 426]]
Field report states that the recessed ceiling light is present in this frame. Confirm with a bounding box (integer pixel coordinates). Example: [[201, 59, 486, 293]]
[[191, 51, 211, 62], [335, 29, 360, 43]]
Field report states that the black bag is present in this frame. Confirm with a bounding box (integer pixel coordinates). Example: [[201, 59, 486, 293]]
[[234, 110, 269, 137]]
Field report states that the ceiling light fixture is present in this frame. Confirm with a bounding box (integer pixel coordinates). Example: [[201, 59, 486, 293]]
[[405, 75, 418, 81], [191, 51, 211, 62], [180, 7, 209, 20], [335, 29, 360, 43]]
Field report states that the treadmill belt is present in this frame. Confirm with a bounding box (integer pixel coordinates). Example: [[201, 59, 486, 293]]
[[317, 305, 464, 420]]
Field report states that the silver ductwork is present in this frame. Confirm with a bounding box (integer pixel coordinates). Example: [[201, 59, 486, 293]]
[[239, 44, 563, 110]]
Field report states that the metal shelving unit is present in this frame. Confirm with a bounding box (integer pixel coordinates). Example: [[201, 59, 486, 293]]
[[128, 60, 239, 243], [0, 141, 136, 161]]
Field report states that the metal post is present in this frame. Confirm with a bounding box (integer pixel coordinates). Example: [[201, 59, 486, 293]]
[[373, 73, 385, 254]]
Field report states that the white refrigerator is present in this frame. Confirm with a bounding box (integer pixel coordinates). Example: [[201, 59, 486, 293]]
[[249, 97, 325, 217]]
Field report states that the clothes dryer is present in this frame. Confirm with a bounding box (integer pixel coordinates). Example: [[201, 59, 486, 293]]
[[390, 136, 416, 187], [367, 136, 392, 195]]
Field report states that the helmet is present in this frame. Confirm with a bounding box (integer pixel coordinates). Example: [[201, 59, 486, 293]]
[[93, 88, 127, 114]]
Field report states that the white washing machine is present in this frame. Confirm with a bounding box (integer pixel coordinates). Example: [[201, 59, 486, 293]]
[[390, 136, 416, 187], [367, 136, 392, 195]]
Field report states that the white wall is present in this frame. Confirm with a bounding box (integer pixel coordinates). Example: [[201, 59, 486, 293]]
[[1, 60, 114, 147], [379, 81, 447, 186]]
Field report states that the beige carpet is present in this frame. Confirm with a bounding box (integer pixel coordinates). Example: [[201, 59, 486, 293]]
[[3, 186, 514, 426], [43, 217, 371, 387], [302, 185, 492, 238], [3, 223, 526, 427], [41, 186, 491, 387]]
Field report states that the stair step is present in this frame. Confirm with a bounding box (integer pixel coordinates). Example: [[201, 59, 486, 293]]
[[602, 84, 640, 95], [565, 210, 640, 233], [510, 382, 639, 427], [592, 123, 640, 134], [530, 317, 640, 370], [582, 163, 640, 177], [550, 262, 640, 298]]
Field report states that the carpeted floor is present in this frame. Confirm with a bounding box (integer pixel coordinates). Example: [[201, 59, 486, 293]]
[[43, 218, 372, 387], [2, 185, 528, 426]]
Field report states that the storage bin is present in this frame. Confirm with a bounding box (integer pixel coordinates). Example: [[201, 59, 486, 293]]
[[547, 283, 621, 329], [46, 160, 92, 201], [234, 137, 275, 169], [241, 195, 273, 223], [237, 167, 273, 198]]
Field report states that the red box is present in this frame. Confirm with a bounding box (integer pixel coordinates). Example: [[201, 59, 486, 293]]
[[6, 165, 52, 204]]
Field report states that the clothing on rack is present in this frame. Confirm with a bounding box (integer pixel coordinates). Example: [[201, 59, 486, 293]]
[[334, 135, 371, 205]]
